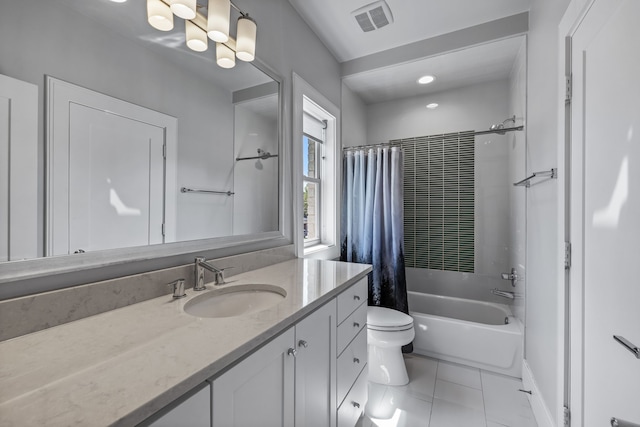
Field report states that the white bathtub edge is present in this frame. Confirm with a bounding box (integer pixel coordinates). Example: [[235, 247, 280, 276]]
[[522, 359, 556, 427]]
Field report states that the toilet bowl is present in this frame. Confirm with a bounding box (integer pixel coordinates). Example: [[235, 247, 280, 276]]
[[367, 306, 416, 386]]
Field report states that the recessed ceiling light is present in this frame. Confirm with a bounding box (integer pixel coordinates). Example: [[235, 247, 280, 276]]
[[417, 75, 435, 85], [110, 0, 127, 3], [426, 103, 439, 109]]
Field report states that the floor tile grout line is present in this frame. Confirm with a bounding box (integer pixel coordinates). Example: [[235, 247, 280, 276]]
[[479, 367, 489, 427], [426, 360, 441, 427]]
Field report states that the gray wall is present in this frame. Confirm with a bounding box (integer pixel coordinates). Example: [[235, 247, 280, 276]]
[[341, 84, 368, 147], [507, 40, 527, 325], [525, 0, 571, 422]]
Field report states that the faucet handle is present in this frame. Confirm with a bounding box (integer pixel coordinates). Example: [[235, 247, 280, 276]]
[[169, 278, 186, 299], [214, 267, 234, 285]]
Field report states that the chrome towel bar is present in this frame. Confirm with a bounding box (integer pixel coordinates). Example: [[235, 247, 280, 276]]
[[514, 168, 557, 188], [180, 187, 234, 196]]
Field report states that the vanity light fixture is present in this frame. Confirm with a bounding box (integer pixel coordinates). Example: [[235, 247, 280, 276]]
[[417, 75, 436, 85], [147, 0, 258, 68], [147, 0, 174, 31], [426, 103, 439, 109]]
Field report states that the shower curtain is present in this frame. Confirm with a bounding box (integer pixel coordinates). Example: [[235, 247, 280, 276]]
[[341, 146, 409, 317]]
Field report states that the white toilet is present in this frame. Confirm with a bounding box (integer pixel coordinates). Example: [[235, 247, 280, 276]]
[[367, 306, 416, 386]]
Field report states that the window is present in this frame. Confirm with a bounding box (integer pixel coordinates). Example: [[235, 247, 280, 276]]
[[396, 131, 475, 273], [302, 114, 325, 245], [293, 74, 340, 259]]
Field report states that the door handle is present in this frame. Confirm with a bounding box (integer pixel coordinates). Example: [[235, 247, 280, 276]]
[[613, 335, 640, 359], [611, 417, 640, 427]]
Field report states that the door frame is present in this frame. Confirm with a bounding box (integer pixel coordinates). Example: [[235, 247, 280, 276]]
[[45, 76, 178, 255], [559, 0, 615, 425]]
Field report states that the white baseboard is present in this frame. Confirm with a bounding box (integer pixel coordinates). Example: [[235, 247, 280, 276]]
[[522, 359, 556, 427]]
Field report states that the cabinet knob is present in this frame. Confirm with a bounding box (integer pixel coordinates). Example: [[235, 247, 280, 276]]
[[353, 357, 360, 364], [287, 348, 297, 357], [298, 340, 308, 348], [353, 295, 361, 301], [352, 402, 361, 409], [353, 322, 360, 328]]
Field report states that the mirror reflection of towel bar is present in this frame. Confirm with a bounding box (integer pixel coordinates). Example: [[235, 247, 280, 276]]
[[180, 187, 234, 196]]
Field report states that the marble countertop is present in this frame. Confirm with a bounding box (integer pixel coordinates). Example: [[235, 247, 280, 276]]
[[0, 259, 371, 427]]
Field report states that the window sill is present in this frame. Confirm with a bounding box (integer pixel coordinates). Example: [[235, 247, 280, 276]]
[[303, 243, 339, 260]]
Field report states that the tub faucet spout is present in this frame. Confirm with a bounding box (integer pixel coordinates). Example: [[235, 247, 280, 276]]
[[491, 288, 515, 299]]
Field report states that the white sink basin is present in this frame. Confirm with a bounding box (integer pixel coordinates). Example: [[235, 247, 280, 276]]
[[184, 284, 287, 318]]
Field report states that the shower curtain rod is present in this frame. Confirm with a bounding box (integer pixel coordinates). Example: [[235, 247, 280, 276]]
[[342, 126, 525, 151], [342, 142, 403, 151]]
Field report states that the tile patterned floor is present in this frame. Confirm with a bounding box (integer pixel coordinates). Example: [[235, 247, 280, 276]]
[[356, 354, 537, 427]]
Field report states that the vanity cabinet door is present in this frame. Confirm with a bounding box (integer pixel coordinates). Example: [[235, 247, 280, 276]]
[[212, 328, 295, 427], [294, 299, 337, 427], [148, 383, 210, 427]]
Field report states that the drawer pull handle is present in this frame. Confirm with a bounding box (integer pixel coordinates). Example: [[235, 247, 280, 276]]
[[353, 295, 361, 301], [353, 357, 360, 364], [352, 402, 361, 409], [287, 348, 297, 357], [353, 322, 360, 328], [298, 340, 308, 348]]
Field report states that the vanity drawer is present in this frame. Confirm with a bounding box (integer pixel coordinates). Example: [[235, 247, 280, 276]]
[[337, 277, 367, 324], [337, 301, 367, 356], [337, 326, 367, 406], [337, 366, 368, 427]]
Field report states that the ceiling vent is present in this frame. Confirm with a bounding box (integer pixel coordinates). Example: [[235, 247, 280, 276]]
[[352, 0, 394, 33]]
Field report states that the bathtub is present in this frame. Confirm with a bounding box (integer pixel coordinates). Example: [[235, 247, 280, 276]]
[[408, 291, 523, 377]]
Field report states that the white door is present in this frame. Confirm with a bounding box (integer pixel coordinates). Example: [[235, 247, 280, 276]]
[[295, 299, 337, 427], [46, 77, 177, 255], [212, 328, 295, 427], [570, 0, 640, 425], [0, 74, 38, 261], [68, 103, 165, 253]]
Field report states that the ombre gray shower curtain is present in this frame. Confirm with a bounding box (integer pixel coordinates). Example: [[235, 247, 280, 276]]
[[341, 146, 409, 317]]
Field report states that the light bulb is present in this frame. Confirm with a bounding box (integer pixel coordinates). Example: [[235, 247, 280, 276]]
[[169, 0, 196, 20], [207, 0, 230, 43], [147, 0, 174, 31], [236, 16, 256, 62], [216, 43, 235, 68], [186, 21, 208, 52]]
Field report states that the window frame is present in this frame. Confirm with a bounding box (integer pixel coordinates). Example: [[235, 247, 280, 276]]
[[302, 131, 324, 247], [292, 74, 340, 260]]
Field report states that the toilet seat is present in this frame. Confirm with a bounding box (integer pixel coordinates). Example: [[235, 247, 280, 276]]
[[367, 306, 414, 331]]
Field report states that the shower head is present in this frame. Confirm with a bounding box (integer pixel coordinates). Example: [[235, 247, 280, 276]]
[[489, 116, 516, 134]]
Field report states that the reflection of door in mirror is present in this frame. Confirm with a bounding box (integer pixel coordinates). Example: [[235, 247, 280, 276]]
[[46, 77, 178, 256], [0, 74, 38, 261]]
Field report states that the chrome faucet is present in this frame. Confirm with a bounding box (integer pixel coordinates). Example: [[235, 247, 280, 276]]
[[491, 288, 515, 300], [194, 257, 231, 290]]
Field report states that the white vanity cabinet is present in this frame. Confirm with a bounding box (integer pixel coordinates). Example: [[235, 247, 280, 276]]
[[336, 277, 368, 427], [211, 299, 337, 427], [148, 383, 211, 427]]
